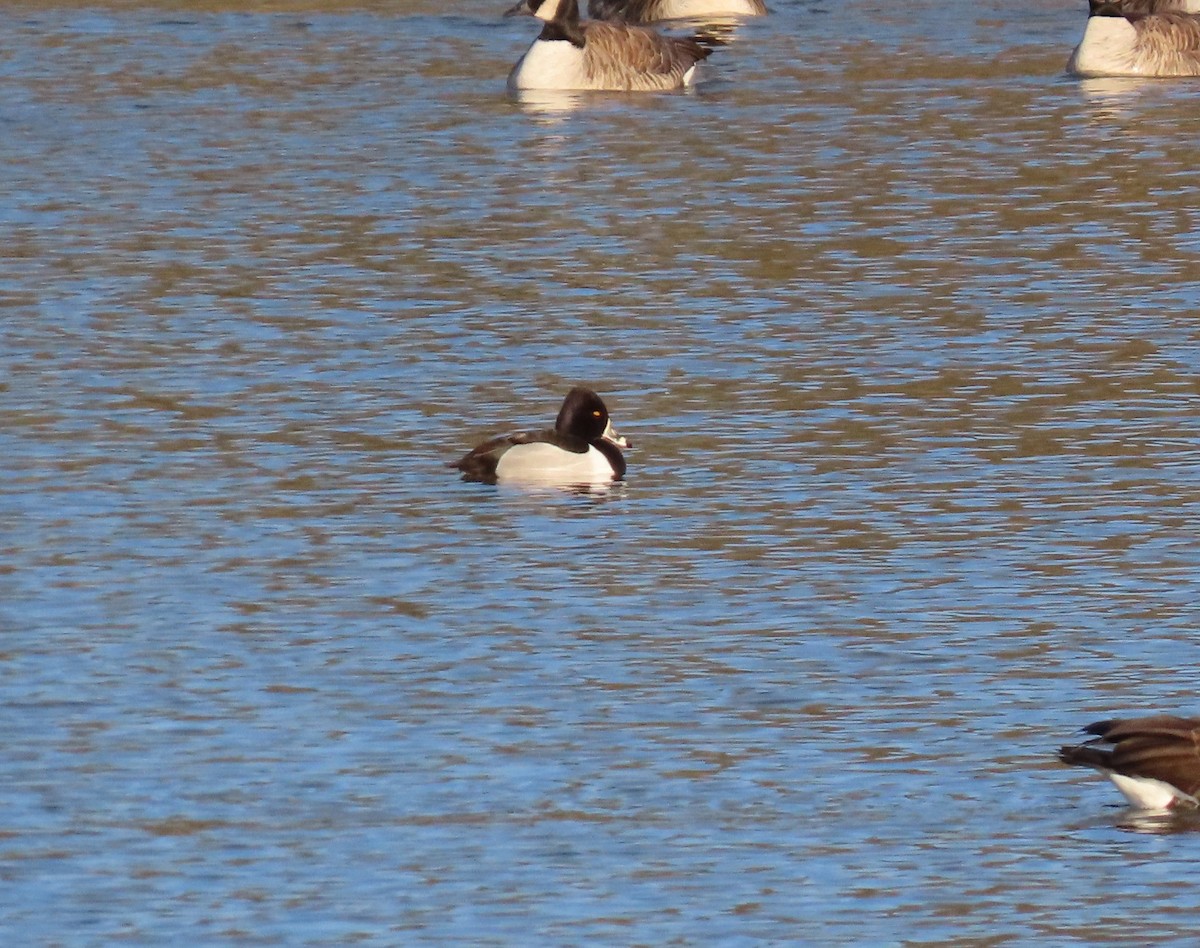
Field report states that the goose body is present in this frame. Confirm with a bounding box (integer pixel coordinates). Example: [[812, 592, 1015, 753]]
[[1068, 2, 1200, 77], [587, 0, 765, 24], [507, 0, 710, 91], [451, 387, 629, 487], [1058, 716, 1200, 810], [1094, 0, 1200, 12]]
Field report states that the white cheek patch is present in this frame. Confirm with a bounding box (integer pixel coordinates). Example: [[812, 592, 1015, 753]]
[[534, 0, 565, 21]]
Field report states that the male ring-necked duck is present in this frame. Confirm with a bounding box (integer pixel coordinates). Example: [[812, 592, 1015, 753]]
[[1058, 715, 1200, 810], [451, 387, 630, 486]]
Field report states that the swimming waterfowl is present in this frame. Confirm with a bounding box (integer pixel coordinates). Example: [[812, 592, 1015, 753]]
[[587, 0, 765, 24], [1093, 0, 1200, 12], [1067, 0, 1200, 77], [451, 387, 629, 486], [1058, 716, 1200, 810], [506, 0, 711, 91]]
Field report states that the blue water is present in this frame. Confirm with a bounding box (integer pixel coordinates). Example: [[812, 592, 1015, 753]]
[[3, 0, 1200, 942]]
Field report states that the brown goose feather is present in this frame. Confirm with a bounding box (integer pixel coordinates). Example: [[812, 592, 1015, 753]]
[[1094, 0, 1200, 13], [580, 20, 709, 89], [508, 0, 710, 91], [1059, 716, 1200, 799]]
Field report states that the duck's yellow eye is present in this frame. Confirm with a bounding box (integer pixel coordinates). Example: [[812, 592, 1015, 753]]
[[593, 410, 602, 417]]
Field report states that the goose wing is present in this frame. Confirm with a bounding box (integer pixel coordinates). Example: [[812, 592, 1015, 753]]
[[1110, 0, 1197, 13], [583, 21, 709, 89], [1134, 11, 1200, 48], [1131, 12, 1200, 75], [1061, 716, 1200, 796]]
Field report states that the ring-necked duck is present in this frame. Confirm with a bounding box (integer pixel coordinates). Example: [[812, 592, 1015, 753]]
[[451, 387, 630, 486]]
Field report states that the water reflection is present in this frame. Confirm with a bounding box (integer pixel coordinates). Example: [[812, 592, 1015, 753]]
[[510, 83, 705, 115], [483, 480, 628, 502], [511, 88, 594, 115], [1117, 808, 1200, 835], [681, 19, 749, 46], [454, 475, 629, 499], [1075, 75, 1161, 114]]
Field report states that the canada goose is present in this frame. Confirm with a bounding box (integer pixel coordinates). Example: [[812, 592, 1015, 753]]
[[587, 0, 765, 24], [1068, 0, 1200, 77], [506, 0, 711, 91], [451, 387, 630, 486], [1092, 0, 1200, 12], [1058, 716, 1200, 810]]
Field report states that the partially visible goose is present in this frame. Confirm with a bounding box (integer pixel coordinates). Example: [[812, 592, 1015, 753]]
[[1068, 0, 1200, 77], [506, 0, 711, 91], [587, 0, 765, 24], [1092, 0, 1200, 12], [1058, 716, 1200, 810], [451, 387, 630, 486]]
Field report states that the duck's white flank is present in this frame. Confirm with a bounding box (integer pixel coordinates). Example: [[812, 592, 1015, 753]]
[[493, 442, 617, 485], [1107, 771, 1198, 811]]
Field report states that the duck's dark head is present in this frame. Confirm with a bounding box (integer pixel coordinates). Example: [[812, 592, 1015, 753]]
[[555, 387, 629, 448]]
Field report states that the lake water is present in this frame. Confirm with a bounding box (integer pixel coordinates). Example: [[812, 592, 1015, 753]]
[[4, 0, 1200, 942]]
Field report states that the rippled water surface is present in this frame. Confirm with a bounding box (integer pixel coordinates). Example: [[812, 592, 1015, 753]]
[[4, 0, 1200, 942]]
